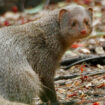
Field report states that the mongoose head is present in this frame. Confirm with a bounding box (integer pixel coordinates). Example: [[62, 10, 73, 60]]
[[59, 5, 93, 42]]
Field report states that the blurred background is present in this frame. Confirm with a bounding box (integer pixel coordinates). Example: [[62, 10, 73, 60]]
[[0, 0, 100, 24], [0, 0, 105, 34], [0, 0, 96, 14], [0, 0, 94, 14]]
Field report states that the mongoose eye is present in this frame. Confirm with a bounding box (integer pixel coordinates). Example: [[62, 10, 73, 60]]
[[71, 21, 77, 27], [84, 20, 89, 25]]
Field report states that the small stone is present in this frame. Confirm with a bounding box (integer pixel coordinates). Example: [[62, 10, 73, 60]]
[[79, 48, 90, 54], [95, 46, 104, 54]]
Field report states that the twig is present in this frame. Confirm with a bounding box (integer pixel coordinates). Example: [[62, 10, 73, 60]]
[[39, 97, 105, 105], [61, 55, 90, 66], [54, 69, 105, 81], [84, 32, 105, 40], [77, 97, 105, 104], [39, 100, 76, 105], [54, 74, 79, 81], [61, 54, 105, 70]]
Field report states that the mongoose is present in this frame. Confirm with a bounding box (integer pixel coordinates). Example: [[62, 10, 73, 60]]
[[0, 5, 93, 105]]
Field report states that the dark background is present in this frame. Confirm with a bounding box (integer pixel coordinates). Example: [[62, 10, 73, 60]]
[[0, 0, 64, 14]]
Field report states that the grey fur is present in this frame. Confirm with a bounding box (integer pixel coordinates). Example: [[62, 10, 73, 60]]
[[0, 5, 92, 105]]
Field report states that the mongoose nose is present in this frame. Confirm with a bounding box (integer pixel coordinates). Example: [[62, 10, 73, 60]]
[[80, 30, 87, 35]]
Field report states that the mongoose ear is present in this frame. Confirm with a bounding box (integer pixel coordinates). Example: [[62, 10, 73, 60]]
[[88, 7, 93, 13], [88, 7, 93, 20], [88, 8, 93, 15], [59, 9, 68, 22]]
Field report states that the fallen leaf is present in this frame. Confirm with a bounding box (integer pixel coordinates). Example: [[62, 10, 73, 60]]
[[93, 102, 100, 105]]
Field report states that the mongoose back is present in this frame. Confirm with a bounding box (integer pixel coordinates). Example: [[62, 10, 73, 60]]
[[0, 5, 93, 105]]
